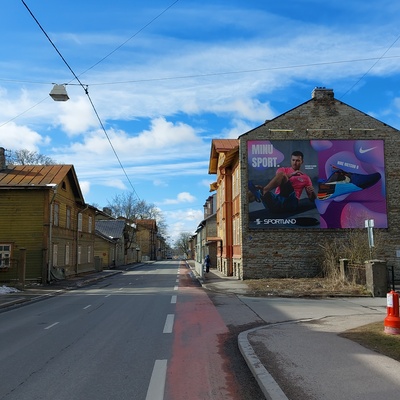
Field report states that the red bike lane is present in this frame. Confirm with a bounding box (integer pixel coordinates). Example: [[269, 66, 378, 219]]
[[165, 265, 243, 400]]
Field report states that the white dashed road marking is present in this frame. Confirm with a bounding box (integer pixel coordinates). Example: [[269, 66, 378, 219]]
[[145, 359, 167, 400], [44, 322, 59, 330], [163, 314, 174, 333]]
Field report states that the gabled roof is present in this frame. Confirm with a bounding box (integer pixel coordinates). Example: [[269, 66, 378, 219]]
[[95, 219, 126, 240], [0, 164, 85, 204], [208, 139, 239, 174], [135, 219, 157, 230]]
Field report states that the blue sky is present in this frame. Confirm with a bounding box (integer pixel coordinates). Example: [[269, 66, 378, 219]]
[[1, 1, 400, 242]]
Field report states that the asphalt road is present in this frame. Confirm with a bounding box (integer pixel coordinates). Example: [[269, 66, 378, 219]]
[[0, 261, 265, 400]]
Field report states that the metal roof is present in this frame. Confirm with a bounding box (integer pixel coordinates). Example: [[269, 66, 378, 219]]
[[209, 139, 239, 174], [0, 164, 73, 186], [0, 164, 85, 203], [95, 220, 126, 240]]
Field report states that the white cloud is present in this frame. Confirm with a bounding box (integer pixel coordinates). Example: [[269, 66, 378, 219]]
[[0, 121, 50, 151], [58, 95, 99, 135], [53, 117, 203, 162], [212, 98, 275, 123], [102, 178, 128, 190], [166, 208, 204, 242], [222, 119, 255, 139], [200, 179, 214, 188], [162, 192, 196, 205], [79, 181, 90, 197], [134, 117, 201, 148], [153, 179, 168, 187]]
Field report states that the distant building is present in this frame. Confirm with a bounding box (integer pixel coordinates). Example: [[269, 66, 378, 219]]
[[135, 219, 158, 261], [193, 194, 218, 276], [95, 218, 138, 268]]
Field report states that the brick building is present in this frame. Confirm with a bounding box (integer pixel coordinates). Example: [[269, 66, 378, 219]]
[[209, 87, 400, 282]]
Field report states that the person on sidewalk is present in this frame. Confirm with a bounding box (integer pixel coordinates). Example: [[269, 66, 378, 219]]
[[204, 255, 211, 273]]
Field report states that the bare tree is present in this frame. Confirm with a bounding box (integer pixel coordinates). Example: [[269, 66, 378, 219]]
[[107, 192, 168, 236], [174, 232, 192, 257], [106, 192, 138, 220], [7, 149, 57, 165]]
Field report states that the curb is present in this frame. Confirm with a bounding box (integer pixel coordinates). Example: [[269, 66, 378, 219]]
[[190, 262, 288, 400], [238, 326, 288, 400]]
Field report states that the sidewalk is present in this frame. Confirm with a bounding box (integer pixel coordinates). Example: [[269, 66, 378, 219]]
[[196, 267, 399, 400]]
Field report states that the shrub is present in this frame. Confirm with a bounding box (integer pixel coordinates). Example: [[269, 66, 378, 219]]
[[319, 229, 382, 284]]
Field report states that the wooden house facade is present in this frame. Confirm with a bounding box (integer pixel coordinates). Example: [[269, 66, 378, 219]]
[[0, 149, 96, 283], [135, 219, 158, 261]]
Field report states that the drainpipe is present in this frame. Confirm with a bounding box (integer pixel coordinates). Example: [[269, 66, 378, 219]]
[[76, 204, 89, 276], [46, 184, 58, 282]]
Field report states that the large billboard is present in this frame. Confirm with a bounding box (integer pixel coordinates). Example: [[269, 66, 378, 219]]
[[247, 140, 387, 229]]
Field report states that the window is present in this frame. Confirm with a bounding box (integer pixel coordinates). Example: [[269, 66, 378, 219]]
[[233, 217, 240, 245], [0, 245, 11, 269], [77, 245, 82, 264], [87, 245, 92, 263], [65, 244, 70, 265], [88, 216, 92, 233], [78, 213, 82, 232], [53, 203, 59, 226], [66, 207, 71, 229], [52, 244, 58, 267], [232, 167, 239, 198]]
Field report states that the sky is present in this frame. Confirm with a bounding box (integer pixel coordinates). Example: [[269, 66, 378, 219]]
[[1, 1, 400, 243]]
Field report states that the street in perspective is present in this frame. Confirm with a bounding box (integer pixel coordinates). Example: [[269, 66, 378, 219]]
[[1, 260, 400, 400], [0, 261, 263, 400]]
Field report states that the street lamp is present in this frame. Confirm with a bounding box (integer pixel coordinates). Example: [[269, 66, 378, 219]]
[[49, 84, 69, 101]]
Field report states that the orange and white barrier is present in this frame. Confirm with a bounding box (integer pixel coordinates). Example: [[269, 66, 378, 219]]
[[384, 290, 400, 335]]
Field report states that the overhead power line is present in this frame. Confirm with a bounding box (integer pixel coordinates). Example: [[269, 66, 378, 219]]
[[78, 0, 181, 77], [340, 34, 400, 99], [20, 0, 141, 200], [2, 54, 400, 88]]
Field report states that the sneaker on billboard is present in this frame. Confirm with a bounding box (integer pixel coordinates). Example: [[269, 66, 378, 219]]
[[317, 166, 381, 200]]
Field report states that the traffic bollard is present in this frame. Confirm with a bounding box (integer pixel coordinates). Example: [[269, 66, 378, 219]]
[[384, 290, 400, 335]]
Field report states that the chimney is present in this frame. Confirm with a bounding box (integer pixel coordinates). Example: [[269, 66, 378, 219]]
[[102, 207, 112, 216], [312, 87, 334, 100], [0, 147, 6, 170]]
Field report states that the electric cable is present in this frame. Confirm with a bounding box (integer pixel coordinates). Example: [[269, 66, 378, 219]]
[[20, 0, 140, 201], [78, 0, 181, 77], [340, 34, 400, 99]]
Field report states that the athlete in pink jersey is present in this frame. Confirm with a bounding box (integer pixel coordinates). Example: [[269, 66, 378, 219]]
[[261, 151, 316, 211]]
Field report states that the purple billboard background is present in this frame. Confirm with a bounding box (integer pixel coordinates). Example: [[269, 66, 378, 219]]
[[247, 139, 387, 229], [312, 139, 387, 228]]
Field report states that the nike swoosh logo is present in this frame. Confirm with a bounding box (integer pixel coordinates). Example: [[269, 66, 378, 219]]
[[359, 146, 377, 154]]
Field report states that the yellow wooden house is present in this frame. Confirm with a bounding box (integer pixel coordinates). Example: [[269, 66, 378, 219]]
[[0, 149, 96, 283]]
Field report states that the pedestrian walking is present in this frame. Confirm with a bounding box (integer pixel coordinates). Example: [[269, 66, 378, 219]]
[[204, 255, 210, 273]]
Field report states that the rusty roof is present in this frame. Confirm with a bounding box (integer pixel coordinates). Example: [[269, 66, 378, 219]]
[[211, 139, 239, 152], [0, 164, 85, 203], [209, 139, 239, 174], [135, 219, 157, 230]]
